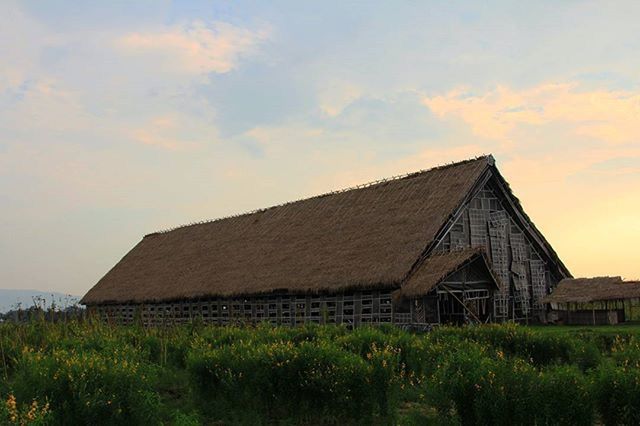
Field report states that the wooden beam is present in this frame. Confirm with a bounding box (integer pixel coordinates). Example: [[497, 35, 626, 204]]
[[440, 285, 482, 324]]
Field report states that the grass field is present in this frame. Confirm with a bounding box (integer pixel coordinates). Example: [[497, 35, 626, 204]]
[[530, 323, 640, 334], [2, 320, 640, 425]]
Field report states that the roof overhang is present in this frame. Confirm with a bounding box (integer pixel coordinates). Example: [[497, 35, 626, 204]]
[[399, 248, 501, 299]]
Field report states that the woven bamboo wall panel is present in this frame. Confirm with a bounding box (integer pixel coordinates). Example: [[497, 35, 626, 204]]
[[94, 290, 395, 327], [435, 181, 552, 320]]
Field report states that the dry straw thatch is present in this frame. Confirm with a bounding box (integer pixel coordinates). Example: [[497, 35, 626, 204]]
[[82, 157, 491, 304], [543, 277, 640, 304], [401, 248, 499, 298]]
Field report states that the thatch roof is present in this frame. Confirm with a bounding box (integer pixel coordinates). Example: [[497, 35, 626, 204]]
[[81, 155, 569, 305], [82, 157, 494, 304], [401, 248, 499, 298], [543, 277, 640, 304]]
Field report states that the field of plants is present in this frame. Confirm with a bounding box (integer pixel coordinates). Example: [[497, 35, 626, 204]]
[[2, 320, 640, 425]]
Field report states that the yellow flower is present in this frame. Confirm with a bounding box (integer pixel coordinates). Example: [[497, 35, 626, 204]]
[[26, 400, 39, 420], [6, 394, 17, 412], [6, 396, 18, 423]]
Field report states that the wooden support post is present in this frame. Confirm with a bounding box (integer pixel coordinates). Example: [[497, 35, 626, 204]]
[[441, 286, 482, 324]]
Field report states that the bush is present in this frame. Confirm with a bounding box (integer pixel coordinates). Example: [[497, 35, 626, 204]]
[[571, 330, 636, 353], [337, 327, 426, 375], [12, 348, 160, 425], [429, 324, 601, 370], [172, 410, 201, 426], [428, 344, 540, 426], [610, 335, 640, 368], [426, 339, 599, 425], [537, 365, 593, 425], [592, 361, 640, 426], [5, 320, 640, 424], [0, 333, 21, 381], [187, 339, 398, 423]]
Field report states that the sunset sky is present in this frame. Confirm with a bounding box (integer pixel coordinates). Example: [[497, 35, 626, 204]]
[[1, 1, 639, 296]]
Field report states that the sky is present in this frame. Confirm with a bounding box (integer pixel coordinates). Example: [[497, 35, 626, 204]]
[[1, 1, 639, 296]]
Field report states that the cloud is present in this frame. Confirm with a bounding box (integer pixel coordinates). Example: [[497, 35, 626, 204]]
[[0, 2, 47, 92], [130, 113, 218, 151], [0, 78, 94, 149], [131, 119, 185, 151], [317, 81, 363, 117], [118, 20, 270, 75], [422, 83, 640, 145]]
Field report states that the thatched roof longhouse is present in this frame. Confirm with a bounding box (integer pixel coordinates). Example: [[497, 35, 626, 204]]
[[81, 155, 568, 305]]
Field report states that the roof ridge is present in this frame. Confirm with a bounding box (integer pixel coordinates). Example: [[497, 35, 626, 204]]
[[147, 154, 493, 236], [561, 276, 622, 281]]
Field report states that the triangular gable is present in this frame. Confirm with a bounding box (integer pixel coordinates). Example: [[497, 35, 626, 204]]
[[402, 159, 570, 287]]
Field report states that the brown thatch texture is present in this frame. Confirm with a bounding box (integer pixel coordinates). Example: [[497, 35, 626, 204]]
[[81, 157, 491, 305], [401, 248, 497, 297], [543, 277, 640, 303]]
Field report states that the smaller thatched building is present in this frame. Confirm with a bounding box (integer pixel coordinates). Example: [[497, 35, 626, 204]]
[[543, 277, 640, 325]]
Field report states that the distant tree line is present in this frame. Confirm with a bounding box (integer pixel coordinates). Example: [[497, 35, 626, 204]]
[[0, 296, 85, 323]]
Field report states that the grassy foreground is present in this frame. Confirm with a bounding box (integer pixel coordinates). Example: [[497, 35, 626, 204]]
[[1, 321, 640, 425]]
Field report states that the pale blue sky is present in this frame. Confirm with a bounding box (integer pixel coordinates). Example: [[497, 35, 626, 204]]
[[1, 1, 639, 295]]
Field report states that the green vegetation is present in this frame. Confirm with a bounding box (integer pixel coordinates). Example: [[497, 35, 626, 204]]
[[1, 321, 640, 425]]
